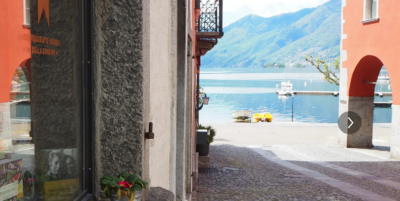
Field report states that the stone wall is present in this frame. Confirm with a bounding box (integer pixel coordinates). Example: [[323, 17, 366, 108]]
[[92, 0, 145, 198], [176, 0, 188, 199], [185, 40, 194, 194], [142, 0, 151, 199], [347, 97, 374, 148]]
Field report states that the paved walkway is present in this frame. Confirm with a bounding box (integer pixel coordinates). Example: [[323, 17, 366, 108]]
[[193, 123, 400, 201]]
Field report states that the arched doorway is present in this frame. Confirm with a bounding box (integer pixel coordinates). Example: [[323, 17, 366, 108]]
[[344, 55, 397, 154], [10, 59, 32, 145]]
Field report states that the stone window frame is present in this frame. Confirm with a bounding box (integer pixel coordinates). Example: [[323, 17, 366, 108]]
[[362, 0, 379, 24], [23, 0, 30, 27]]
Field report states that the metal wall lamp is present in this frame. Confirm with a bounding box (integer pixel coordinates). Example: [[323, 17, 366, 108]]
[[197, 93, 209, 111]]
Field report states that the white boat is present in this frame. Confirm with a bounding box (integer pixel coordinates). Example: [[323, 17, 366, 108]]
[[281, 81, 293, 90], [278, 81, 293, 96], [277, 90, 292, 95], [232, 110, 252, 118], [278, 60, 293, 96], [378, 74, 389, 80], [232, 110, 252, 122]]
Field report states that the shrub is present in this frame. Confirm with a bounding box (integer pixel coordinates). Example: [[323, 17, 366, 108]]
[[197, 124, 216, 144]]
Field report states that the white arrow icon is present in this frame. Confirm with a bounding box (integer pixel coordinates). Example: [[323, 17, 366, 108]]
[[348, 117, 354, 128]]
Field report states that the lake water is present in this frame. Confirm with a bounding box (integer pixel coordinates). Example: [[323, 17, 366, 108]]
[[199, 68, 392, 123]]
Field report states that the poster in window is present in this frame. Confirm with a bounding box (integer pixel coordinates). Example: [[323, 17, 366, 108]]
[[0, 159, 23, 201], [42, 149, 79, 201]]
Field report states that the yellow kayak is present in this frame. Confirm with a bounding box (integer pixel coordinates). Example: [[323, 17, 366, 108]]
[[252, 113, 273, 122]]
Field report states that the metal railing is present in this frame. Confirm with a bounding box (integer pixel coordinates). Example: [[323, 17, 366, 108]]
[[196, 0, 223, 33]]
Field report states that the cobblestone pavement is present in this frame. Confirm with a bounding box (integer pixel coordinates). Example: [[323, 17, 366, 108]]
[[194, 145, 400, 201]]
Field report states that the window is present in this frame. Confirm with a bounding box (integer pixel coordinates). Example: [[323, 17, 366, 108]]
[[362, 0, 379, 23], [23, 0, 30, 26], [2, 1, 92, 200]]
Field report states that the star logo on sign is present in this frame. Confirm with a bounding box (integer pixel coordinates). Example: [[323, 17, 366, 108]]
[[38, 0, 50, 26]]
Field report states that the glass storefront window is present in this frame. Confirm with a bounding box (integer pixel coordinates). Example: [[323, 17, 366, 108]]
[[1, 0, 85, 200]]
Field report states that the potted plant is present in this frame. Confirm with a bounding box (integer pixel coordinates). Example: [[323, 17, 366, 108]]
[[101, 172, 148, 201], [196, 124, 216, 156]]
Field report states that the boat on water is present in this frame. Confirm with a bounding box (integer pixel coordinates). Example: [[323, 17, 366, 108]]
[[277, 81, 293, 96], [277, 90, 292, 96], [252, 113, 273, 123], [378, 74, 390, 80], [281, 81, 293, 90], [232, 110, 252, 123]]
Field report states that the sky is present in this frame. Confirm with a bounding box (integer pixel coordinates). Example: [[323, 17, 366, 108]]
[[223, 0, 331, 27]]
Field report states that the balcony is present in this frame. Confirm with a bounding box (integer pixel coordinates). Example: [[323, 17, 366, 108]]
[[196, 0, 223, 55]]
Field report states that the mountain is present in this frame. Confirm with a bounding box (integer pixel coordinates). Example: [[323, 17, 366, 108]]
[[202, 0, 341, 68]]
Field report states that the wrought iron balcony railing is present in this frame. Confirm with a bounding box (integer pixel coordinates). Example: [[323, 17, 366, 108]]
[[196, 0, 223, 38]]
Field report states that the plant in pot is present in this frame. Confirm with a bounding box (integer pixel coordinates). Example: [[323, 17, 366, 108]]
[[196, 124, 216, 156], [101, 172, 148, 201]]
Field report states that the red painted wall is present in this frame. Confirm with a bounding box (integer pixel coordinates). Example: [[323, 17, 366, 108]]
[[0, 1, 31, 103], [343, 0, 400, 104]]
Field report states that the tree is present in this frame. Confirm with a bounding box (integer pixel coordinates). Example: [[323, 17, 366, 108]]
[[264, 62, 285, 68], [277, 63, 285, 68], [293, 63, 305, 68], [305, 55, 340, 85]]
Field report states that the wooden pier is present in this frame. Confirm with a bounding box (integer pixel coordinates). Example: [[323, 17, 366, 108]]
[[375, 92, 392, 96], [374, 102, 392, 108], [276, 91, 393, 97], [276, 91, 339, 96]]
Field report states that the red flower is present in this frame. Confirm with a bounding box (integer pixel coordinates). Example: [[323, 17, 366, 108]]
[[118, 181, 132, 189]]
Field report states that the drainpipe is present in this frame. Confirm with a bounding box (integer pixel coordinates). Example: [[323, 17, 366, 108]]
[[219, 0, 223, 33], [196, 65, 200, 124], [196, 56, 201, 125]]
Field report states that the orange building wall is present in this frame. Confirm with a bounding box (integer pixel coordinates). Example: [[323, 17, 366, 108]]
[[0, 1, 31, 103], [343, 0, 400, 104]]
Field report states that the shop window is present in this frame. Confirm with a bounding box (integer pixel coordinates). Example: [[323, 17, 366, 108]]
[[23, 0, 30, 26], [362, 0, 379, 23], [1, 1, 92, 200]]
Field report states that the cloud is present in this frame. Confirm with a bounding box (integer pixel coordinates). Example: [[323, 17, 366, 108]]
[[223, 0, 331, 27]]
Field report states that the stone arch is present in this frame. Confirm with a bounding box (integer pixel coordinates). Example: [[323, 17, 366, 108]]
[[349, 55, 385, 97], [9, 58, 32, 101], [1, 58, 32, 103], [346, 55, 389, 148], [346, 55, 390, 148]]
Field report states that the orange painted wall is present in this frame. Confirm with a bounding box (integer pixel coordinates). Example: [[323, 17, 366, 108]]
[[0, 1, 31, 103], [343, 0, 400, 104]]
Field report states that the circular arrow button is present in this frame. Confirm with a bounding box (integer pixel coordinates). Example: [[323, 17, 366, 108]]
[[338, 111, 362, 134]]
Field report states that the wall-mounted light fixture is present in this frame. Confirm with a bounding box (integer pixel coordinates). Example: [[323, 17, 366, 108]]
[[197, 93, 209, 111]]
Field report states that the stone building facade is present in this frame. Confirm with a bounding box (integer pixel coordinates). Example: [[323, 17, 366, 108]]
[[339, 0, 400, 158]]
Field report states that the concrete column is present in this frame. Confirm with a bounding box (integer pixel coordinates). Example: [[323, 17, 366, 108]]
[[338, 70, 348, 146], [0, 102, 12, 151], [142, 0, 151, 199], [338, 0, 348, 147], [185, 41, 193, 196], [391, 105, 400, 158], [92, 0, 145, 198], [169, 0, 178, 196], [347, 97, 374, 148], [175, 0, 188, 199]]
